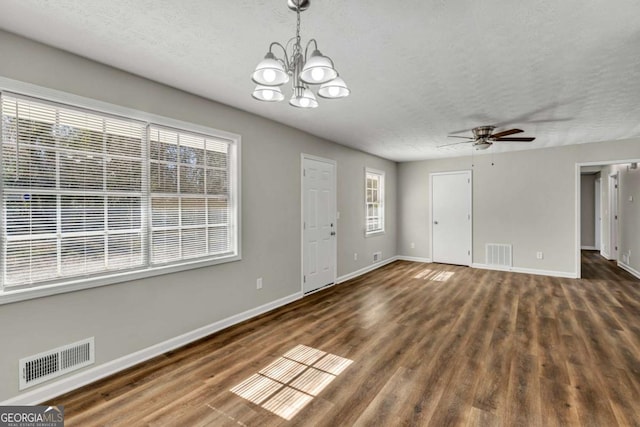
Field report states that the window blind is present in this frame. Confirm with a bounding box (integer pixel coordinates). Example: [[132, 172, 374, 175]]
[[149, 125, 232, 264], [1, 94, 145, 287]]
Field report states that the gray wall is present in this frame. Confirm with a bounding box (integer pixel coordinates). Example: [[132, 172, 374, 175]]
[[0, 31, 396, 401], [580, 174, 596, 248], [398, 139, 640, 275]]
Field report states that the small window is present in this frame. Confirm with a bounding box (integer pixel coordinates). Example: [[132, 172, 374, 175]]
[[365, 168, 385, 235]]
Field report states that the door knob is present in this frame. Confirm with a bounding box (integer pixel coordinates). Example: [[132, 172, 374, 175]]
[[330, 231, 336, 236], [434, 221, 438, 225]]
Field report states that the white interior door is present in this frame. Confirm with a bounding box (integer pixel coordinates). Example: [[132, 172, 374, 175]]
[[302, 156, 336, 293], [431, 171, 472, 266]]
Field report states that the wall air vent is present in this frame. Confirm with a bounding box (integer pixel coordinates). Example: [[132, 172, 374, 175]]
[[486, 244, 512, 268], [19, 337, 95, 390]]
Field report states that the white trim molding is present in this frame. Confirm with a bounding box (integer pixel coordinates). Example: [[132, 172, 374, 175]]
[[1, 292, 302, 406], [396, 256, 432, 263], [336, 257, 398, 284], [619, 261, 640, 280], [472, 263, 578, 279], [581, 246, 598, 250]]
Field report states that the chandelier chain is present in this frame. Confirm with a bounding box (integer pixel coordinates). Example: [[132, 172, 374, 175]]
[[295, 5, 302, 58]]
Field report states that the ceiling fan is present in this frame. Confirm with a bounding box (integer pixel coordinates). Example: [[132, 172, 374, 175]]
[[441, 126, 535, 150]]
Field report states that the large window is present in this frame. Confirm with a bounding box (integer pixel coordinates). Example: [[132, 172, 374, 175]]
[[365, 168, 385, 235], [1, 91, 239, 298]]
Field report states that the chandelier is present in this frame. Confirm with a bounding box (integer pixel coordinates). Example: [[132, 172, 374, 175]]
[[251, 0, 350, 109]]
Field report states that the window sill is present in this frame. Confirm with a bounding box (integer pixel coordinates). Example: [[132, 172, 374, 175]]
[[365, 230, 385, 238], [0, 253, 241, 306]]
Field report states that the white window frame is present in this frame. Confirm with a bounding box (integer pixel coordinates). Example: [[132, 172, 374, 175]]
[[0, 77, 241, 305], [365, 167, 385, 236]]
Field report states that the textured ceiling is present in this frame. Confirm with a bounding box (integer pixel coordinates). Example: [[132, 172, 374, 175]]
[[1, 0, 640, 161]]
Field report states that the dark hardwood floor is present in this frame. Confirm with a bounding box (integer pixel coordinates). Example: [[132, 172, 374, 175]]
[[47, 251, 640, 426]]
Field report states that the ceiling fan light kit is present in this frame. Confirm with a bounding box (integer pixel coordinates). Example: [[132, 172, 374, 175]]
[[251, 0, 350, 109]]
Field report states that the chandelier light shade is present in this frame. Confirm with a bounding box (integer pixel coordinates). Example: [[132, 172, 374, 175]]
[[290, 87, 318, 109], [251, 0, 349, 109], [318, 77, 351, 99], [299, 50, 338, 84], [251, 53, 290, 86], [252, 85, 285, 102]]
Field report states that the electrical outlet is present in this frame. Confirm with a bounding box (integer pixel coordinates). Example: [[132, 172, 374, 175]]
[[354, 253, 358, 261], [256, 277, 263, 290], [410, 242, 415, 249], [536, 251, 543, 260]]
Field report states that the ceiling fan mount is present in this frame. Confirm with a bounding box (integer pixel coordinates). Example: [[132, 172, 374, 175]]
[[441, 126, 535, 150]]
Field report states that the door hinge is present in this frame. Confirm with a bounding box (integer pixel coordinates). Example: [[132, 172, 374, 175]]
[[303, 221, 306, 230], [615, 184, 618, 189], [468, 178, 470, 183], [468, 250, 471, 256], [303, 275, 306, 283], [303, 169, 306, 176]]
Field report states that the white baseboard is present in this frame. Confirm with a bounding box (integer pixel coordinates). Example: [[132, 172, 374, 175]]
[[396, 256, 432, 263], [335, 256, 398, 284], [472, 263, 578, 279], [619, 261, 640, 280], [1, 292, 302, 406], [581, 246, 598, 250], [601, 250, 610, 259]]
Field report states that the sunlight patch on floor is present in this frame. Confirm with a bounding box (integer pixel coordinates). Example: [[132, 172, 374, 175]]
[[230, 344, 353, 420], [414, 268, 455, 282]]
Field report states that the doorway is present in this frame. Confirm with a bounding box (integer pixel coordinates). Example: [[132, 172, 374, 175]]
[[575, 160, 639, 278], [301, 155, 337, 294], [430, 170, 472, 266]]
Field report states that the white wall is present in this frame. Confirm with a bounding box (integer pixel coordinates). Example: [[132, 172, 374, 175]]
[[398, 139, 640, 276], [0, 30, 396, 401]]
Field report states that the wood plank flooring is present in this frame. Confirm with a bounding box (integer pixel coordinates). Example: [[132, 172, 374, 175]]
[[46, 251, 640, 426]]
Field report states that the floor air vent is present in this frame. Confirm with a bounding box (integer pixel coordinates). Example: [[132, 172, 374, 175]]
[[486, 244, 512, 268], [19, 337, 95, 390]]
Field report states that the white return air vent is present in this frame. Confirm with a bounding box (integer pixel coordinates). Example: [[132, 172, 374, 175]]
[[486, 244, 512, 269], [19, 337, 95, 390]]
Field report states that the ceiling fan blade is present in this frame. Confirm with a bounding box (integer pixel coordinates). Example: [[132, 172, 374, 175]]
[[438, 141, 470, 148], [447, 135, 474, 139], [494, 137, 535, 142], [490, 128, 523, 138]]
